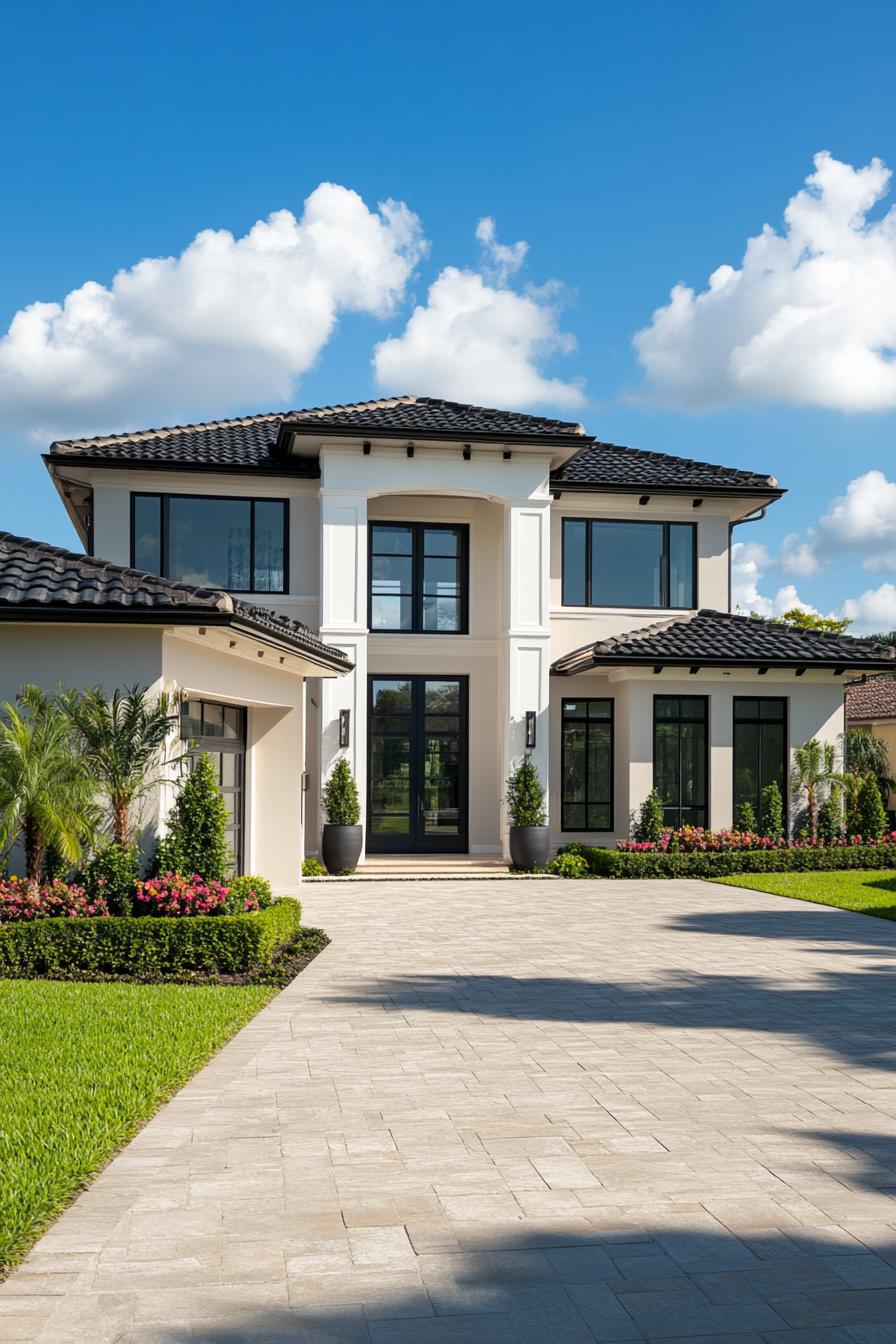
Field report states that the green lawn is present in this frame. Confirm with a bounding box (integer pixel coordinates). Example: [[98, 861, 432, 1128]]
[[0, 979, 274, 1273], [713, 869, 896, 920]]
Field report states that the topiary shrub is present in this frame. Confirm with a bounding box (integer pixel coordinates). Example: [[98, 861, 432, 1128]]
[[154, 752, 230, 881], [321, 757, 361, 826], [225, 875, 273, 914], [818, 788, 844, 845], [858, 774, 888, 842], [759, 781, 784, 841], [734, 801, 757, 833], [634, 790, 665, 844], [82, 842, 141, 916], [505, 755, 547, 828]]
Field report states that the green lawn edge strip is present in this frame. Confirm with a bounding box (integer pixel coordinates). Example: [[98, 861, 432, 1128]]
[[710, 869, 896, 921]]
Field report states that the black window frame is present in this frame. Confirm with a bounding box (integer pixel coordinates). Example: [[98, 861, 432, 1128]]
[[733, 696, 788, 827], [179, 698, 247, 874], [561, 517, 698, 610], [130, 492, 289, 595], [560, 698, 615, 833], [653, 694, 709, 829], [368, 521, 469, 635]]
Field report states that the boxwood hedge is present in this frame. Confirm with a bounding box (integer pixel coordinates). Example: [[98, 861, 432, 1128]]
[[560, 843, 896, 880], [0, 898, 302, 978]]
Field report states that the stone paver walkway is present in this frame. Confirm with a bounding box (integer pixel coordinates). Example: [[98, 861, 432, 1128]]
[[3, 877, 896, 1343]]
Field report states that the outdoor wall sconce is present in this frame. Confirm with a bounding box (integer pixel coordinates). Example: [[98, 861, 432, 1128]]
[[525, 710, 537, 749], [339, 708, 351, 748]]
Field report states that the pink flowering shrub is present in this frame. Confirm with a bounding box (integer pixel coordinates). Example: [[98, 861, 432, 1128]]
[[134, 872, 231, 917], [0, 876, 110, 922], [618, 826, 896, 854]]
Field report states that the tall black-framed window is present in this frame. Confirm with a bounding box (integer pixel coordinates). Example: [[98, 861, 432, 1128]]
[[179, 699, 246, 873], [654, 695, 708, 828], [562, 518, 696, 609], [369, 523, 468, 634], [733, 697, 787, 825], [561, 698, 614, 831], [131, 493, 288, 593]]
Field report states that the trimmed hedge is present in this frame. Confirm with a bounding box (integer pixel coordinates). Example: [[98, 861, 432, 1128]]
[[562, 842, 896, 880], [0, 898, 302, 978]]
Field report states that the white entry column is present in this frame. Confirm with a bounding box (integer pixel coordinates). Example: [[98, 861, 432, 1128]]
[[319, 490, 368, 856], [501, 496, 552, 854]]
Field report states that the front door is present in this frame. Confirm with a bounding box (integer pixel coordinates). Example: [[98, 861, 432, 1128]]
[[368, 676, 468, 853]]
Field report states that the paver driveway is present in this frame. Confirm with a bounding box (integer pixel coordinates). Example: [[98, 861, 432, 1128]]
[[3, 877, 896, 1344]]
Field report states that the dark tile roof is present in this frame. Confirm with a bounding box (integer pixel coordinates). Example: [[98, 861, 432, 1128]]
[[846, 674, 896, 721], [0, 533, 349, 668], [553, 441, 780, 494], [46, 396, 783, 495], [282, 396, 587, 440], [552, 610, 896, 675], [48, 413, 294, 473]]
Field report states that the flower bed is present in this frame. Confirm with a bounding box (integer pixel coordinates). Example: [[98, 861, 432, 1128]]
[[557, 839, 896, 879], [617, 826, 896, 854], [0, 898, 302, 978], [0, 877, 110, 922]]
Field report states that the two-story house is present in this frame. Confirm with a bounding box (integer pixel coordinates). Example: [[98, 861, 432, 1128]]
[[2, 395, 893, 881]]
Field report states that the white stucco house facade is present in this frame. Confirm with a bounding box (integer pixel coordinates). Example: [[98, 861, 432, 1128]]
[[2, 395, 893, 878]]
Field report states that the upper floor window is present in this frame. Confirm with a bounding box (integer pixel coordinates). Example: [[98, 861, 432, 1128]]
[[131, 494, 287, 593], [369, 523, 468, 634], [562, 519, 696, 609]]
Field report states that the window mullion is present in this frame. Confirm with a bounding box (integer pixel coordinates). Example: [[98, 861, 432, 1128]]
[[249, 500, 255, 593]]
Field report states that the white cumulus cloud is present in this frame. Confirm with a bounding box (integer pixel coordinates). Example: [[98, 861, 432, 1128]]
[[841, 583, 896, 630], [731, 540, 817, 617], [0, 183, 427, 442], [820, 469, 896, 570], [372, 219, 585, 410], [634, 151, 896, 411]]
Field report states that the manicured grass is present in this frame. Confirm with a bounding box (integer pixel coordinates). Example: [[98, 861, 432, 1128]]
[[0, 979, 274, 1273], [713, 869, 896, 920]]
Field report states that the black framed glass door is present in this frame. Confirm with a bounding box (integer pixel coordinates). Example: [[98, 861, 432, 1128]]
[[180, 699, 246, 872], [368, 676, 468, 852]]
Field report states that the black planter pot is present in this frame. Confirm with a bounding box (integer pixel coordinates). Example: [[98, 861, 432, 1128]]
[[321, 824, 363, 875], [508, 825, 550, 871]]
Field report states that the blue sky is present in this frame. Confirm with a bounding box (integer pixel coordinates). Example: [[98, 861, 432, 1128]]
[[1, 0, 894, 628]]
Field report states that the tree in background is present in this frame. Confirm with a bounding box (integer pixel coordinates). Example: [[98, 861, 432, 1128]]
[[750, 607, 852, 635], [0, 686, 96, 880]]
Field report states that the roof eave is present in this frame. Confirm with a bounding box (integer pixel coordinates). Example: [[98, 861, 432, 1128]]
[[43, 452, 320, 480], [279, 421, 593, 452], [552, 654, 896, 676], [550, 480, 786, 500], [0, 604, 351, 674]]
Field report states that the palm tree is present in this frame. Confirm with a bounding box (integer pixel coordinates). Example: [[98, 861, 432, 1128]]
[[0, 686, 97, 880], [792, 738, 840, 843], [58, 685, 182, 845]]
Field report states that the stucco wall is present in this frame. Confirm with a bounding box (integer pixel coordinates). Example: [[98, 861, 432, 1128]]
[[88, 469, 321, 629], [163, 632, 306, 886], [549, 496, 738, 661], [549, 669, 846, 849]]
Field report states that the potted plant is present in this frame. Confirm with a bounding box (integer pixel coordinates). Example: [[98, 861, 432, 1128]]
[[320, 757, 362, 874], [506, 754, 548, 870]]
